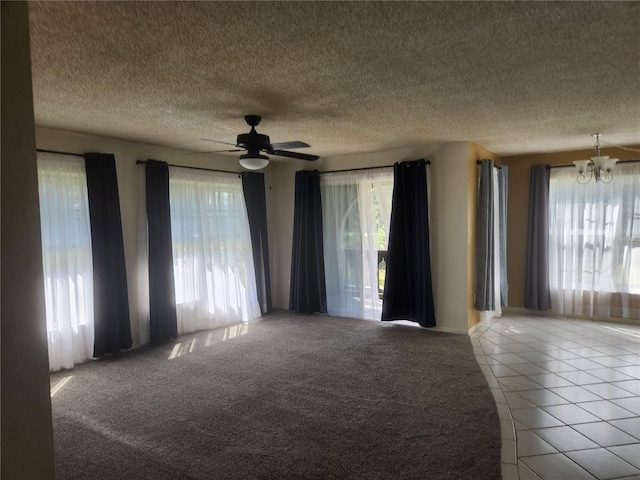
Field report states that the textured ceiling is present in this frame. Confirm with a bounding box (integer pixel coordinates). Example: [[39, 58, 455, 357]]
[[28, 1, 640, 159]]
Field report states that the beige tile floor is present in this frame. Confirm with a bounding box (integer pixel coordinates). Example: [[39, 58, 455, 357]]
[[472, 314, 640, 480]]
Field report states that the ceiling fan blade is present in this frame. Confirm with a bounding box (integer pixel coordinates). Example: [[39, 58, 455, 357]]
[[270, 141, 311, 150], [200, 138, 239, 147], [182, 149, 242, 156], [271, 150, 319, 161]]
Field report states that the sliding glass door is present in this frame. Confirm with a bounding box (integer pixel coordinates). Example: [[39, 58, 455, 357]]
[[320, 168, 393, 320]]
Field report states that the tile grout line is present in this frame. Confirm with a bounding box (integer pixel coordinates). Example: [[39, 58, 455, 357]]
[[473, 322, 525, 480], [474, 314, 640, 480]]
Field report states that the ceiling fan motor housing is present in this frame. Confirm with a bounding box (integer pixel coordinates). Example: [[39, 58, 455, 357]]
[[196, 114, 318, 162], [236, 132, 271, 152]]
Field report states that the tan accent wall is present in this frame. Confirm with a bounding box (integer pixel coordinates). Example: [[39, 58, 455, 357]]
[[467, 144, 502, 329], [502, 146, 640, 309]]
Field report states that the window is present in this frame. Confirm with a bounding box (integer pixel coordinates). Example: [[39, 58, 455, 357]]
[[169, 167, 261, 333], [37, 152, 94, 371], [320, 168, 393, 320], [549, 162, 640, 318]]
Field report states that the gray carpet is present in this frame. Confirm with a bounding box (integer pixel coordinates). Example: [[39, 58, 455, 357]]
[[50, 311, 501, 479]]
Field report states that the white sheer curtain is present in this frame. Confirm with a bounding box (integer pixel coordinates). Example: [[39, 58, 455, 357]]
[[37, 152, 94, 371], [320, 168, 393, 320], [549, 162, 640, 319], [136, 165, 150, 346], [479, 167, 503, 324], [169, 167, 261, 334]]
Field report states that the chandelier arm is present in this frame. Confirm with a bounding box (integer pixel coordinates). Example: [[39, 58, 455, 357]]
[[576, 169, 593, 184], [574, 133, 618, 184], [599, 170, 614, 183]]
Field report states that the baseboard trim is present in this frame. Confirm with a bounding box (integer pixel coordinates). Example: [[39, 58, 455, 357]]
[[468, 322, 483, 336], [502, 306, 640, 327]]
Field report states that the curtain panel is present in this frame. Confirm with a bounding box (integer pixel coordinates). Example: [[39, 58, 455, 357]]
[[241, 172, 272, 314], [475, 159, 495, 312], [320, 168, 393, 320], [84, 153, 132, 357], [289, 170, 327, 314], [549, 162, 640, 319], [498, 166, 509, 307], [137, 165, 150, 345], [524, 165, 552, 310], [37, 153, 95, 371], [145, 159, 178, 344], [169, 167, 261, 332], [381, 159, 435, 327]]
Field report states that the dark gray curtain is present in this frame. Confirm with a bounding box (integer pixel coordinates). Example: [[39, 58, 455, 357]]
[[381, 159, 435, 327], [84, 153, 132, 357], [145, 159, 178, 343], [475, 159, 495, 311], [525, 165, 551, 310], [242, 172, 272, 314], [289, 170, 327, 314], [498, 165, 509, 307]]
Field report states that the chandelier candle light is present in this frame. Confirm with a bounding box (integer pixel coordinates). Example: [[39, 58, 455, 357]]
[[573, 133, 618, 184]]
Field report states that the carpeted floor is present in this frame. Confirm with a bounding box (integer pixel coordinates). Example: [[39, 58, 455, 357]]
[[50, 311, 501, 479]]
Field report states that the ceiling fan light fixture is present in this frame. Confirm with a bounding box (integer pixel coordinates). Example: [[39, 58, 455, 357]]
[[201, 115, 318, 167], [239, 153, 269, 170]]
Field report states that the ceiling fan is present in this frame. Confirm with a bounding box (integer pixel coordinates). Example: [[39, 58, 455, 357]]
[[199, 115, 319, 170]]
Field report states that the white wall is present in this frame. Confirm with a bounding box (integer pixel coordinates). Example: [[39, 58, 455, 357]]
[[36, 128, 473, 337], [35, 127, 247, 345], [429, 143, 473, 334], [266, 159, 300, 309], [268, 143, 472, 334], [2, 3, 55, 477]]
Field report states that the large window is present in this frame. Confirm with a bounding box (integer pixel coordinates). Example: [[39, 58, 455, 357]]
[[169, 167, 261, 333], [37, 152, 94, 371], [549, 162, 640, 318], [320, 168, 393, 320]]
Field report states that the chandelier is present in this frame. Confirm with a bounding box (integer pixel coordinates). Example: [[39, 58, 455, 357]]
[[572, 133, 618, 184]]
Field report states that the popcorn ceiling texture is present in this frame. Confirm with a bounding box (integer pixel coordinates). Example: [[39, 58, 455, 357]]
[[28, 1, 639, 158]]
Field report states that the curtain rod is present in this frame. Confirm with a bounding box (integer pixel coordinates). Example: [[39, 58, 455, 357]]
[[476, 160, 502, 170], [36, 148, 84, 158], [321, 160, 430, 175], [547, 159, 640, 169], [136, 160, 243, 175]]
